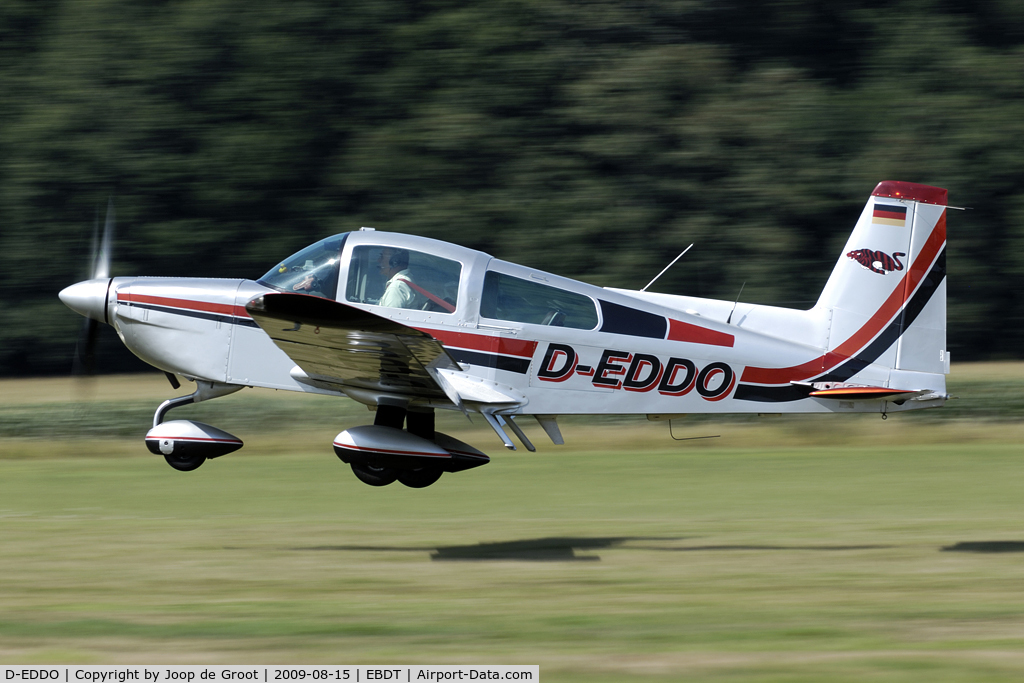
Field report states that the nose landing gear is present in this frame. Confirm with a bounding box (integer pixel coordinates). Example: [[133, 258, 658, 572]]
[[145, 380, 244, 471]]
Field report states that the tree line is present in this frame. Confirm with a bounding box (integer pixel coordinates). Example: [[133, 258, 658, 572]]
[[2, 0, 1023, 375]]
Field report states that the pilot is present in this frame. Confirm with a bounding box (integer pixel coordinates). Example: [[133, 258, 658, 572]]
[[292, 264, 333, 297], [292, 272, 321, 294], [377, 247, 422, 309]]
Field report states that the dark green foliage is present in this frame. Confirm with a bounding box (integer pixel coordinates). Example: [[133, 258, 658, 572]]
[[1, 0, 1022, 375]]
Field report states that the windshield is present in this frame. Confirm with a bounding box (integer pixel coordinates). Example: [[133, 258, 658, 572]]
[[257, 234, 348, 299]]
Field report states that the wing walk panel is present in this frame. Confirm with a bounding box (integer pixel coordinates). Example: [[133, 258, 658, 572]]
[[246, 293, 458, 399]]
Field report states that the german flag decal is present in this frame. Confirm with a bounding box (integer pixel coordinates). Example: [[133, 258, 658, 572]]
[[872, 203, 907, 226]]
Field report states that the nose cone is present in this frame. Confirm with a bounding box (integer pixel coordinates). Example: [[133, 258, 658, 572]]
[[59, 278, 111, 322]]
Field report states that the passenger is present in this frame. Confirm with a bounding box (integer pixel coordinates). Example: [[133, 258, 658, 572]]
[[377, 247, 422, 309]]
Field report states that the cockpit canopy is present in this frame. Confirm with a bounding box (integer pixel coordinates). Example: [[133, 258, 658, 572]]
[[257, 234, 347, 298], [257, 231, 598, 330], [257, 233, 462, 315]]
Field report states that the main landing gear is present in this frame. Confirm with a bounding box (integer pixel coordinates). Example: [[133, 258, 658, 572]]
[[334, 405, 489, 489], [143, 381, 487, 488]]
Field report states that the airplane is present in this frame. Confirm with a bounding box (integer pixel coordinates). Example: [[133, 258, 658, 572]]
[[59, 180, 951, 488]]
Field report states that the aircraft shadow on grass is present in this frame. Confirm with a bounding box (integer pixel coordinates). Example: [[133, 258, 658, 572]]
[[287, 537, 893, 562], [942, 541, 1024, 553], [291, 537, 639, 562]]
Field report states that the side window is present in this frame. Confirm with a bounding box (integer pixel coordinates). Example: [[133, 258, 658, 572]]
[[346, 245, 461, 313], [480, 271, 599, 329]]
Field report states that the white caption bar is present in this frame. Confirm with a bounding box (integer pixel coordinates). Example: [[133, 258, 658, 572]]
[[1, 667, 538, 683]]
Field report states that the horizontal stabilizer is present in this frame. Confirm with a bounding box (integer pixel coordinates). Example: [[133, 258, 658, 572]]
[[796, 381, 926, 402]]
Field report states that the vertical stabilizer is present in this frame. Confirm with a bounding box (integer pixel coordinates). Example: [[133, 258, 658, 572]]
[[816, 181, 948, 376]]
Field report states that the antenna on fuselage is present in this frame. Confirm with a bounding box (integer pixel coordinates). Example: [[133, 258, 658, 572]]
[[641, 244, 693, 292], [726, 282, 746, 325]]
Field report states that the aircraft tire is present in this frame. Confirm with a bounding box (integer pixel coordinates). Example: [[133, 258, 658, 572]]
[[397, 466, 443, 489], [163, 453, 206, 472], [351, 462, 398, 487]]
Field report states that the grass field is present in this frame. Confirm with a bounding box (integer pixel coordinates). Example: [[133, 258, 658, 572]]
[[1, 364, 1024, 680]]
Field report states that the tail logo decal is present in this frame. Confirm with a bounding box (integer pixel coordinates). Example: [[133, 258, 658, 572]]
[[846, 249, 905, 275]]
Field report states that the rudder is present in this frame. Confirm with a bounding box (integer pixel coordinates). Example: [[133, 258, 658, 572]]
[[815, 181, 948, 376]]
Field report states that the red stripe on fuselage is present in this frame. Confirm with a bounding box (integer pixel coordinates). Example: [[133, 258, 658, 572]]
[[118, 293, 251, 318], [667, 319, 735, 347], [740, 210, 947, 385], [118, 295, 539, 361], [416, 328, 538, 359]]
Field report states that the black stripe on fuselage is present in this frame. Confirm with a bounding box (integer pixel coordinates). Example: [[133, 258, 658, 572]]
[[599, 300, 667, 339], [446, 348, 532, 374], [122, 301, 261, 328], [734, 248, 946, 403]]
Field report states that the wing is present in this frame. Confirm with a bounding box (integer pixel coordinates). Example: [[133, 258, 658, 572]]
[[246, 293, 459, 400]]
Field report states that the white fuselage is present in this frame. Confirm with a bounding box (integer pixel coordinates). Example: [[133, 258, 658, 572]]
[[95, 228, 946, 417]]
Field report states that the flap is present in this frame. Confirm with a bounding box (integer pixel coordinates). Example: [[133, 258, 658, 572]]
[[433, 367, 527, 405]]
